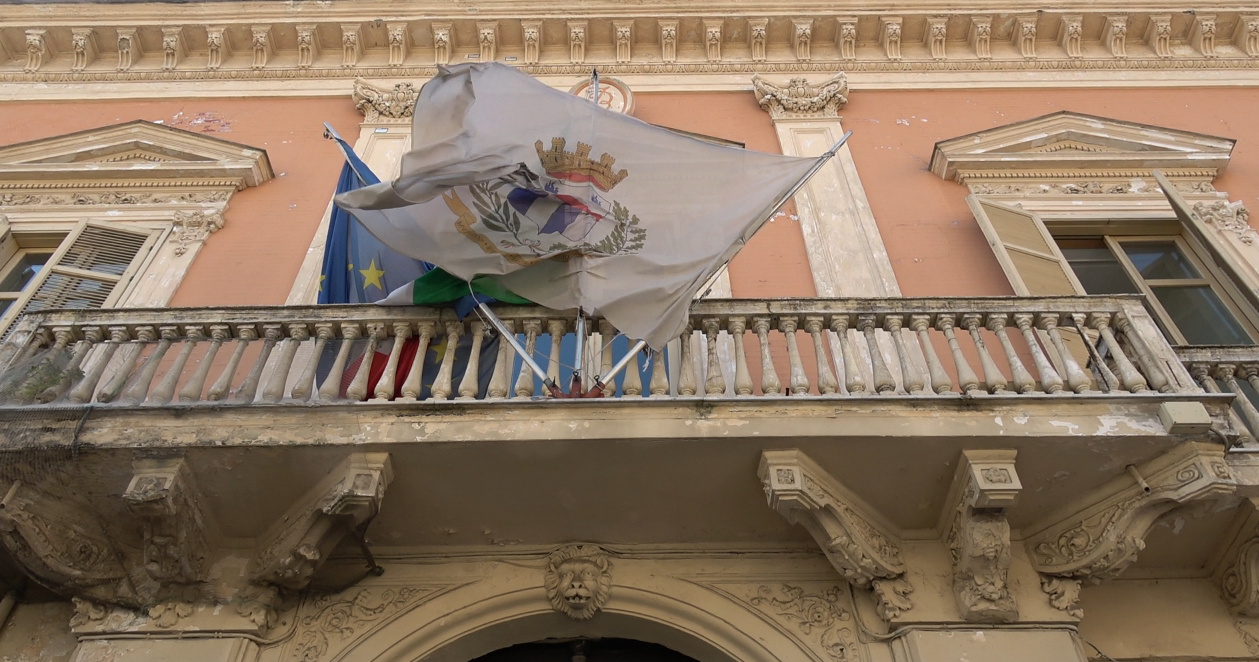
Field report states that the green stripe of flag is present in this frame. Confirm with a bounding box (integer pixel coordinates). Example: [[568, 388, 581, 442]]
[[410, 268, 535, 306]]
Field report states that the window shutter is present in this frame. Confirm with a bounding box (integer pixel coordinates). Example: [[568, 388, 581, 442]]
[[11, 220, 158, 319], [0, 217, 15, 268], [968, 196, 1084, 296]]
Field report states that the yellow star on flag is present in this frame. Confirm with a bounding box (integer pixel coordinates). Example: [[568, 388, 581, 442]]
[[359, 259, 385, 291]]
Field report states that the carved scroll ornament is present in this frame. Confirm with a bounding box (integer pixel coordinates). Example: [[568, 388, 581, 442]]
[[759, 450, 912, 620], [353, 79, 419, 122], [751, 73, 848, 120]]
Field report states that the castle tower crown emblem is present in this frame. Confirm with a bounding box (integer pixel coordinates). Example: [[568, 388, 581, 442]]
[[534, 138, 629, 191]]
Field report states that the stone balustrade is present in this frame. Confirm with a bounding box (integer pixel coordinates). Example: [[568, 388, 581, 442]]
[[1179, 346, 1259, 443], [0, 295, 1200, 409]]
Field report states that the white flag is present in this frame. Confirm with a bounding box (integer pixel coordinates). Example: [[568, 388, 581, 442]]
[[337, 63, 817, 349]]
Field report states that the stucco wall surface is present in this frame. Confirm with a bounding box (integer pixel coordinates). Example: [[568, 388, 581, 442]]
[[841, 87, 1259, 297], [0, 602, 76, 662]]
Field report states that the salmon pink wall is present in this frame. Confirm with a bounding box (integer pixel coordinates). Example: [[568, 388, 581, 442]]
[[0, 98, 363, 307], [840, 87, 1259, 297], [633, 92, 817, 298]]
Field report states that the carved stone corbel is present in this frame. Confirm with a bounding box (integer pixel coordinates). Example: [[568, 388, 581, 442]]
[[1146, 15, 1172, 58], [925, 17, 947, 60], [837, 18, 857, 60], [160, 27, 185, 71], [340, 24, 360, 68], [1216, 497, 1259, 614], [751, 73, 848, 121], [171, 209, 224, 257], [614, 21, 633, 63], [568, 21, 587, 64], [793, 19, 813, 62], [748, 19, 768, 62], [879, 17, 902, 61], [659, 20, 678, 63], [477, 22, 496, 62], [759, 450, 912, 620], [250, 25, 272, 70], [1239, 16, 1259, 58], [1058, 15, 1082, 59], [1013, 15, 1037, 59], [432, 23, 451, 66], [969, 16, 992, 59], [1104, 15, 1129, 58], [1193, 14, 1218, 58], [522, 21, 541, 64], [24, 30, 47, 74], [1027, 442, 1236, 612], [206, 26, 228, 70], [353, 79, 419, 122], [704, 20, 722, 62], [296, 25, 319, 68], [71, 28, 98, 72], [942, 450, 1021, 623], [116, 28, 140, 72], [248, 453, 392, 590], [0, 480, 138, 607], [388, 23, 409, 66], [123, 458, 212, 587]]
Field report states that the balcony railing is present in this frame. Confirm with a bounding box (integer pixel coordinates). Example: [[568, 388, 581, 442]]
[[1178, 346, 1259, 444], [0, 296, 1203, 409]]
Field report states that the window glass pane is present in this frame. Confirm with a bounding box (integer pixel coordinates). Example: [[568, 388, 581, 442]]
[[0, 299, 10, 317], [0, 253, 51, 293], [1123, 242, 1201, 280], [1151, 285, 1252, 345], [1061, 244, 1140, 295]]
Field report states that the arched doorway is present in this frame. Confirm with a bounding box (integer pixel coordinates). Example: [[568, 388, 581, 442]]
[[471, 638, 700, 662]]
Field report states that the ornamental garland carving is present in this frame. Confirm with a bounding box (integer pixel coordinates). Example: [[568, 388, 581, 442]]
[[289, 587, 429, 661], [353, 79, 419, 121], [749, 584, 862, 662], [752, 72, 848, 120], [1193, 200, 1255, 246], [171, 210, 225, 257], [545, 544, 612, 620]]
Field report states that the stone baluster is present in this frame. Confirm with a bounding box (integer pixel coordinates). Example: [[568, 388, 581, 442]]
[[234, 324, 283, 404], [884, 315, 924, 395], [344, 323, 383, 402], [1038, 314, 1090, 393], [1114, 312, 1172, 393], [400, 322, 435, 401], [291, 323, 333, 402], [180, 325, 228, 402], [208, 326, 257, 402], [513, 320, 540, 399], [752, 317, 781, 395], [431, 321, 462, 400], [71, 327, 127, 404], [649, 348, 669, 397], [372, 322, 411, 401], [316, 324, 359, 401], [986, 315, 1034, 394], [1013, 314, 1063, 394], [857, 315, 895, 394], [910, 315, 953, 394], [804, 317, 838, 395], [1069, 313, 1119, 393], [261, 324, 309, 404], [15, 327, 72, 404], [1191, 363, 1252, 444], [98, 326, 156, 403], [546, 319, 566, 386], [962, 314, 1006, 393], [147, 326, 203, 405], [1088, 313, 1147, 393], [488, 321, 515, 400], [38, 327, 102, 404], [598, 319, 615, 381], [936, 314, 980, 395], [3, 328, 50, 372], [779, 317, 810, 395], [1243, 364, 1259, 402], [457, 321, 485, 400], [831, 316, 865, 395], [621, 340, 644, 397], [677, 325, 698, 396], [121, 326, 178, 405], [702, 319, 726, 396], [1218, 364, 1259, 436], [726, 317, 754, 396]]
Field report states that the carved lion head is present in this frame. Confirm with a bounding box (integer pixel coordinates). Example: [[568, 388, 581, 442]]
[[544, 545, 611, 620]]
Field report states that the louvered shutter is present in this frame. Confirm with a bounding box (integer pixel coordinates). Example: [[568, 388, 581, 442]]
[[968, 196, 1085, 296], [9, 220, 158, 320], [0, 217, 15, 268], [968, 196, 1093, 387]]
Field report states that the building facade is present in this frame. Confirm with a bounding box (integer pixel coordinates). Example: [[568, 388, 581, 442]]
[[1, 1, 1259, 661]]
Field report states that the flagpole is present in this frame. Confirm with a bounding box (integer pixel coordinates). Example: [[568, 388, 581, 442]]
[[476, 302, 565, 398]]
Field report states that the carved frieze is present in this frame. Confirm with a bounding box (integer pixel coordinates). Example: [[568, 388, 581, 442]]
[[942, 450, 1021, 623], [353, 79, 419, 122], [545, 544, 611, 620], [759, 450, 912, 620], [0, 191, 230, 206], [1026, 443, 1236, 582], [249, 453, 392, 591], [752, 73, 847, 121], [170, 209, 224, 257]]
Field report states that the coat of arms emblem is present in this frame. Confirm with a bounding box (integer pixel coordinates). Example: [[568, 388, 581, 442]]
[[445, 138, 646, 266]]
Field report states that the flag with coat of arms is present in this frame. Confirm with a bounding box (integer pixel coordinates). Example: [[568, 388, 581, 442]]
[[336, 62, 818, 350]]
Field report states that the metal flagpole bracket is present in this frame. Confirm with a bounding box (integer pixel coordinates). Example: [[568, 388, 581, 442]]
[[476, 303, 564, 398]]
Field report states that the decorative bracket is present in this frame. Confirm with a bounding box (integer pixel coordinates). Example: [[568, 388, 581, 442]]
[[248, 452, 392, 590], [171, 210, 224, 257], [941, 450, 1021, 623], [1027, 442, 1236, 583], [1216, 497, 1259, 615], [123, 457, 212, 587], [751, 73, 848, 121], [353, 79, 419, 122], [759, 450, 912, 620]]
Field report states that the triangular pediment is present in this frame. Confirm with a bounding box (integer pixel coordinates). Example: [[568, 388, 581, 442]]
[[930, 112, 1234, 183], [0, 120, 273, 188]]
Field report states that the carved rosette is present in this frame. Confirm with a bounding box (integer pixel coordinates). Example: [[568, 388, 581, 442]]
[[545, 544, 611, 620], [171, 209, 224, 257], [752, 73, 848, 121], [759, 450, 912, 621], [353, 79, 419, 122], [1027, 443, 1236, 586]]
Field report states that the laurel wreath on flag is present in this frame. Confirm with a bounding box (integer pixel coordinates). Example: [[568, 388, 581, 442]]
[[467, 181, 646, 259]]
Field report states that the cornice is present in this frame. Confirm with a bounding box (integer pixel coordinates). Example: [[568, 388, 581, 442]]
[[0, 10, 1255, 93]]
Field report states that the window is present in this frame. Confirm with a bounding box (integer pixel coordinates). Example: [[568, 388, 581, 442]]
[[0, 219, 160, 337], [970, 197, 1259, 347]]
